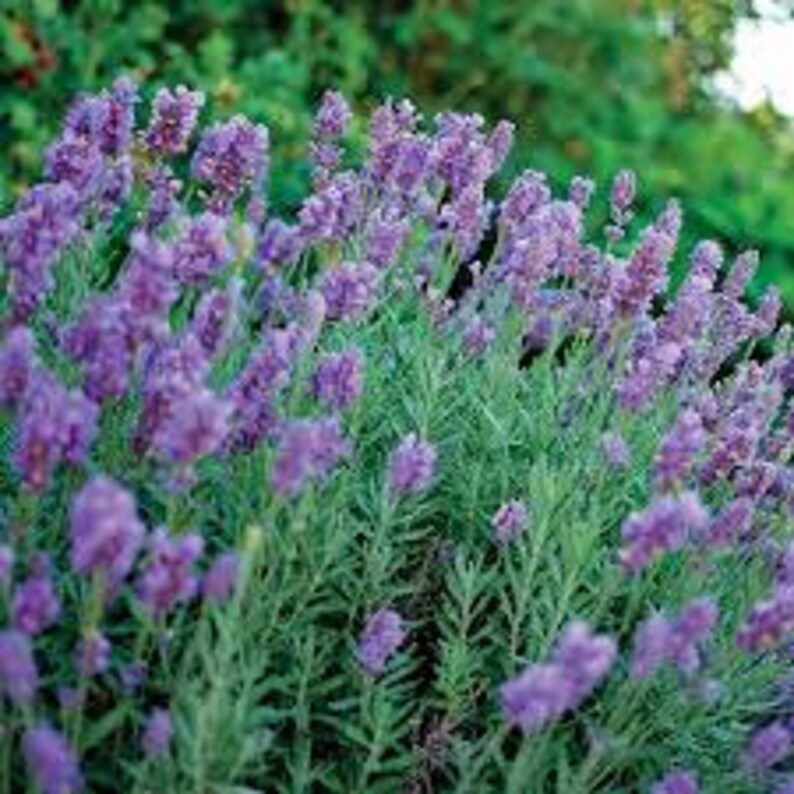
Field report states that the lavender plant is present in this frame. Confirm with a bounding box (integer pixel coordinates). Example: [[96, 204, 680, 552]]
[[1, 78, 794, 794]]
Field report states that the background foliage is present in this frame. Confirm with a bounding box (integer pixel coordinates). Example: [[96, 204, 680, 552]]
[[2, 0, 794, 300]]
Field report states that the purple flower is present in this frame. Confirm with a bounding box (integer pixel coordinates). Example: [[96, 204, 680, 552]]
[[492, 499, 528, 545], [653, 409, 705, 492], [61, 298, 133, 402], [202, 552, 239, 605], [142, 709, 173, 757], [144, 164, 183, 230], [736, 585, 794, 652], [500, 622, 616, 733], [610, 169, 636, 222], [135, 336, 210, 453], [431, 111, 497, 196], [0, 545, 13, 587], [500, 662, 575, 734], [651, 770, 699, 794], [77, 632, 111, 678], [99, 76, 138, 156], [11, 563, 61, 635], [0, 629, 38, 705], [311, 349, 363, 412], [743, 722, 791, 770], [616, 338, 683, 413], [388, 434, 437, 497], [356, 608, 406, 675], [613, 225, 675, 319], [23, 725, 83, 794], [145, 85, 205, 155], [724, 250, 759, 300], [271, 417, 351, 497], [462, 316, 497, 358], [14, 371, 99, 491], [499, 170, 550, 233], [152, 388, 231, 468], [568, 175, 595, 209], [258, 219, 302, 268], [137, 529, 204, 618], [172, 213, 232, 284], [192, 115, 269, 213], [116, 232, 178, 344], [120, 662, 148, 693], [487, 119, 515, 171], [757, 285, 782, 338], [364, 212, 409, 269], [311, 90, 352, 184], [96, 155, 135, 220], [298, 172, 362, 243], [630, 598, 718, 678], [656, 243, 720, 356], [314, 89, 352, 139], [57, 687, 82, 712], [440, 183, 491, 260], [44, 129, 103, 199], [619, 492, 708, 574], [0, 326, 37, 408], [70, 476, 145, 589], [601, 431, 631, 469], [0, 182, 82, 320], [321, 261, 380, 321], [702, 497, 754, 548], [225, 327, 303, 452], [189, 280, 241, 360]]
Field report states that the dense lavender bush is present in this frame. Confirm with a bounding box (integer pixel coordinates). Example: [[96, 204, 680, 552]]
[[1, 78, 794, 793]]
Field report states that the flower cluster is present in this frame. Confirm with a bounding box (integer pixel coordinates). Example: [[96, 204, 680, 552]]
[[500, 622, 616, 733], [2, 76, 794, 793]]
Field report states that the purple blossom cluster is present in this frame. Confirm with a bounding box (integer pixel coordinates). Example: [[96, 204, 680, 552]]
[[630, 598, 718, 679], [310, 348, 364, 412], [651, 770, 699, 794], [491, 499, 528, 545], [388, 433, 437, 497], [619, 492, 709, 573], [271, 417, 351, 497], [500, 622, 616, 733], [356, 608, 407, 675]]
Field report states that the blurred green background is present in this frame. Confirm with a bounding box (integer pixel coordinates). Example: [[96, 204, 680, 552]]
[[2, 0, 794, 302]]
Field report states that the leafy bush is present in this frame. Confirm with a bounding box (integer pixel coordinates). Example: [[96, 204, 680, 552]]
[[1, 77, 794, 793]]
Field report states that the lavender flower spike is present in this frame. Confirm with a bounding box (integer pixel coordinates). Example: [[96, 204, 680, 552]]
[[743, 722, 791, 771], [311, 348, 364, 412], [137, 529, 204, 618], [77, 632, 111, 678], [271, 416, 351, 497], [202, 552, 240, 605], [619, 491, 708, 574], [651, 770, 699, 794], [23, 725, 83, 794], [11, 562, 61, 636], [501, 622, 616, 733], [356, 608, 406, 675], [142, 709, 173, 757], [0, 629, 39, 705], [492, 499, 528, 545], [0, 545, 13, 587], [388, 433, 437, 497], [653, 409, 705, 492], [70, 476, 146, 590], [145, 85, 205, 156]]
